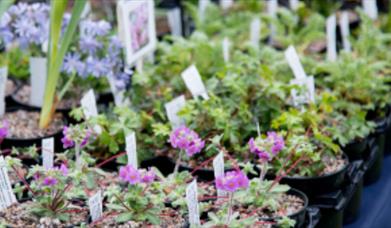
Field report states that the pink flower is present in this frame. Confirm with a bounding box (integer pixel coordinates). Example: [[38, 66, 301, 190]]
[[61, 125, 91, 149], [141, 168, 155, 184], [59, 164, 68, 176], [0, 120, 9, 141], [119, 165, 141, 185], [215, 170, 249, 192], [248, 131, 284, 161], [169, 126, 205, 157], [42, 176, 57, 186]]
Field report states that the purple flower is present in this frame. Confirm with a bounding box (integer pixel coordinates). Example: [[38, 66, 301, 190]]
[[61, 125, 91, 149], [119, 165, 141, 185], [62, 126, 75, 148], [59, 164, 68, 176], [215, 170, 249, 192], [141, 168, 156, 184], [248, 131, 284, 161], [79, 35, 102, 55], [169, 126, 205, 156], [85, 57, 112, 78], [62, 53, 85, 75], [42, 176, 58, 186], [186, 138, 205, 156], [0, 120, 9, 141]]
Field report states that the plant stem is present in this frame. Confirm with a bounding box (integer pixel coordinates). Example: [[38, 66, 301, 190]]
[[75, 143, 81, 169], [173, 149, 184, 176], [57, 72, 76, 101], [259, 162, 268, 182], [226, 192, 234, 224]]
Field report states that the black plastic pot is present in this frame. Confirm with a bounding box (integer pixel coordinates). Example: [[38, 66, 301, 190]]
[[382, 105, 391, 156], [312, 190, 347, 228], [280, 156, 349, 201], [364, 138, 382, 185], [259, 188, 308, 228], [1, 108, 66, 154], [342, 138, 368, 161], [343, 160, 365, 225]]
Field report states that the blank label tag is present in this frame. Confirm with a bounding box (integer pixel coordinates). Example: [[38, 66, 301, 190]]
[[181, 65, 209, 100], [198, 0, 210, 22], [220, 0, 233, 10], [250, 18, 261, 49], [165, 95, 186, 128], [167, 8, 182, 37], [0, 156, 17, 211], [267, 0, 277, 40], [326, 14, 337, 61], [213, 152, 227, 198], [107, 76, 126, 107], [0, 67, 7, 116], [125, 132, 137, 168], [42, 137, 54, 170], [29, 57, 47, 107], [186, 180, 201, 226], [88, 190, 103, 222], [290, 76, 315, 106], [289, 0, 299, 10], [222, 37, 230, 63], [285, 46, 307, 79], [339, 11, 351, 52], [362, 0, 378, 20], [81, 89, 101, 134]]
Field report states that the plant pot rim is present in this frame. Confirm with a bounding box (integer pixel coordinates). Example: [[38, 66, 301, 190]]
[[3, 107, 66, 141], [282, 153, 349, 181]]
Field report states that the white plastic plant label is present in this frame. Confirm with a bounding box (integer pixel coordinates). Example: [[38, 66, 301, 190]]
[[88, 190, 103, 222], [0, 67, 7, 116], [186, 180, 201, 226], [165, 95, 186, 128], [290, 76, 315, 106], [339, 11, 351, 52], [250, 18, 261, 49], [267, 0, 277, 40], [289, 0, 299, 10], [220, 0, 234, 10], [181, 65, 209, 100], [42, 137, 54, 170], [198, 0, 210, 22], [326, 14, 337, 61], [362, 0, 378, 20], [125, 132, 138, 168], [29, 57, 47, 107], [213, 152, 227, 198], [81, 89, 101, 134], [0, 156, 17, 211], [167, 7, 182, 37], [222, 37, 230, 63], [284, 46, 307, 79], [107, 75, 126, 107]]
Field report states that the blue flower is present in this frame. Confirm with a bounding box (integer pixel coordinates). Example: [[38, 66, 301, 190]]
[[85, 57, 112, 78], [79, 35, 102, 55], [80, 19, 111, 37], [62, 53, 85, 76]]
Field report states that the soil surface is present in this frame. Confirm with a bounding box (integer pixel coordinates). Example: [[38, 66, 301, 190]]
[[0, 201, 88, 227], [6, 79, 16, 97], [14, 85, 80, 109], [92, 207, 186, 228], [3, 110, 64, 139]]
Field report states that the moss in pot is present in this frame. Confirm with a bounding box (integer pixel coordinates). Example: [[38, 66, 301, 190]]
[[0, 108, 66, 151]]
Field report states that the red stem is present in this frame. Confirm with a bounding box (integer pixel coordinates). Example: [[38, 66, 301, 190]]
[[11, 165, 36, 196], [95, 151, 126, 168]]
